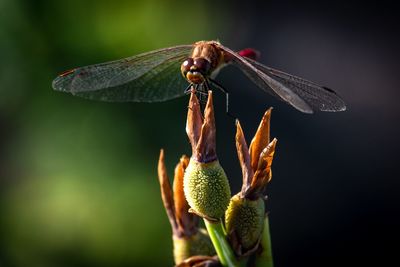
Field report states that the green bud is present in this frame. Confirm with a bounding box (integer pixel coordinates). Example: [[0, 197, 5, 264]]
[[225, 194, 265, 252], [184, 159, 231, 220], [173, 228, 215, 264]]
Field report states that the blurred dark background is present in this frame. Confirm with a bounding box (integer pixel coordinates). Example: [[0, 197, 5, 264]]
[[1, 0, 399, 266]]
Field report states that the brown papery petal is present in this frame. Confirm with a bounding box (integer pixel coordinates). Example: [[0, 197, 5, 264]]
[[196, 91, 217, 163], [173, 155, 198, 237], [186, 88, 203, 155], [249, 108, 272, 172], [235, 120, 254, 197], [249, 138, 277, 197], [157, 149, 178, 235]]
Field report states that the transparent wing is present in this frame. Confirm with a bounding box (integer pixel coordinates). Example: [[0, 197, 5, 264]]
[[246, 59, 346, 112], [52, 45, 193, 102], [218, 44, 346, 113]]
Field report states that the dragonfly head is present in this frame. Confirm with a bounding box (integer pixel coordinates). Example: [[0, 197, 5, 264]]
[[181, 57, 211, 84]]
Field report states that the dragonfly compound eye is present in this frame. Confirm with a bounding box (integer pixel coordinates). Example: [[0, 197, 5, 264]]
[[182, 57, 207, 84], [181, 58, 194, 77], [193, 58, 211, 75]]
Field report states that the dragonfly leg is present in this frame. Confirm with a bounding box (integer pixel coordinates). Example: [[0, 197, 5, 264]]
[[185, 83, 207, 96], [208, 78, 234, 118], [196, 84, 208, 110], [184, 83, 193, 95], [185, 84, 207, 110], [193, 82, 207, 96]]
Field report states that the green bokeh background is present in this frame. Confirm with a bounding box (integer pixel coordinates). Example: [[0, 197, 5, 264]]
[[2, 0, 399, 266], [0, 0, 230, 266]]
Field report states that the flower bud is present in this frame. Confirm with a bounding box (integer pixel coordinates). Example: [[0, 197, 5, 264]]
[[225, 109, 277, 255], [183, 90, 231, 221]]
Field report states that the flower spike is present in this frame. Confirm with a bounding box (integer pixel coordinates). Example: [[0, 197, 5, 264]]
[[184, 91, 238, 266]]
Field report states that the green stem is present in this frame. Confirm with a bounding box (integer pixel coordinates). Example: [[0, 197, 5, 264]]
[[204, 219, 239, 267], [255, 216, 274, 267]]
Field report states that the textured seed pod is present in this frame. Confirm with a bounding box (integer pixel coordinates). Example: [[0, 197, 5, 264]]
[[225, 193, 265, 252], [173, 228, 215, 264], [184, 159, 231, 220]]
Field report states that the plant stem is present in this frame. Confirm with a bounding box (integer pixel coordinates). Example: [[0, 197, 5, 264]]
[[255, 216, 274, 267], [204, 219, 239, 267]]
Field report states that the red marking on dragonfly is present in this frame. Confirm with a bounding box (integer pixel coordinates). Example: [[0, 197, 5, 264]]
[[238, 48, 260, 61], [59, 69, 76, 77]]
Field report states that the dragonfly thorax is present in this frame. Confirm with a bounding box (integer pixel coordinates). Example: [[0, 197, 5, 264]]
[[181, 57, 211, 84]]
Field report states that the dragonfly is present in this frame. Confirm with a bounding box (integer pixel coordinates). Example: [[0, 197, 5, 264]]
[[52, 40, 346, 114]]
